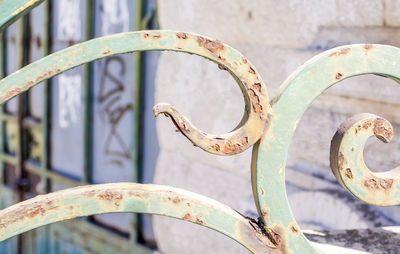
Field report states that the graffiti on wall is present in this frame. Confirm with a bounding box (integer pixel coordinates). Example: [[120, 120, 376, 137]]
[[97, 0, 131, 168], [98, 57, 131, 166]]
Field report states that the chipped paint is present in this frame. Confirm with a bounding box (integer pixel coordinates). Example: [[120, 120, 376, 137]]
[[0, 183, 275, 253], [330, 113, 399, 206], [0, 30, 270, 156], [0, 18, 399, 253], [253, 44, 400, 253]]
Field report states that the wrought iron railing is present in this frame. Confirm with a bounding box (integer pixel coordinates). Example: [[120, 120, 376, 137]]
[[0, 1, 399, 253]]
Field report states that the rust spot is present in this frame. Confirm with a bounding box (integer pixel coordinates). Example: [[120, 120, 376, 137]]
[[345, 168, 353, 179], [248, 88, 263, 113], [186, 202, 191, 207], [329, 47, 351, 57], [362, 121, 372, 130], [364, 179, 378, 189], [212, 144, 221, 151], [25, 205, 46, 217], [98, 191, 115, 200], [241, 57, 247, 64], [266, 228, 281, 245], [364, 44, 374, 54], [26, 80, 34, 86], [35, 70, 55, 82], [380, 179, 394, 190], [364, 44, 373, 50], [183, 213, 191, 221], [102, 49, 111, 55], [351, 147, 355, 152], [97, 191, 123, 202], [290, 225, 299, 233], [241, 136, 249, 146], [335, 72, 343, 80], [373, 118, 393, 140], [338, 152, 344, 170], [223, 141, 242, 154], [253, 83, 262, 92], [151, 33, 161, 39], [172, 197, 181, 204], [176, 32, 188, 39], [2, 87, 23, 101], [197, 36, 224, 53]]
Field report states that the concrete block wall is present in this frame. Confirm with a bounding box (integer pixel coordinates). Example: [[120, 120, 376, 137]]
[[152, 1, 400, 253]]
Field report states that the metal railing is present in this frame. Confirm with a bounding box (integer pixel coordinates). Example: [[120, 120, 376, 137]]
[[0, 1, 399, 253]]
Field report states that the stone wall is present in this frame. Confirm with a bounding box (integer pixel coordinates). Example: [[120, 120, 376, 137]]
[[152, 1, 400, 253]]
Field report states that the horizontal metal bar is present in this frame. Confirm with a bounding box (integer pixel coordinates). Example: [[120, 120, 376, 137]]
[[0, 183, 275, 253]]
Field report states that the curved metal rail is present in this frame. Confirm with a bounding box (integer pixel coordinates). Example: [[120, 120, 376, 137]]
[[0, 30, 270, 156], [0, 3, 400, 253]]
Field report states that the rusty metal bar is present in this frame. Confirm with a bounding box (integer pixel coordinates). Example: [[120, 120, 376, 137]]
[[0, 31, 270, 158], [0, 182, 275, 253], [330, 113, 398, 206], [1, 2, 400, 251]]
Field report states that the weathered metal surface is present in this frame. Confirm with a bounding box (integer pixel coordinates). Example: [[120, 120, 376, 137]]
[[252, 44, 400, 253], [0, 30, 270, 156], [0, 183, 275, 253], [0, 3, 399, 250], [330, 113, 399, 206], [0, 0, 44, 32]]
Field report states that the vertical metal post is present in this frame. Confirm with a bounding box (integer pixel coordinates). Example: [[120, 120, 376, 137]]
[[16, 15, 30, 197], [40, 0, 52, 195], [131, 0, 145, 245], [16, 14, 31, 254], [82, 0, 94, 185]]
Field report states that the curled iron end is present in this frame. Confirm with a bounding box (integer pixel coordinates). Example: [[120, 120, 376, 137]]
[[330, 113, 399, 206], [152, 32, 270, 156], [153, 102, 264, 155]]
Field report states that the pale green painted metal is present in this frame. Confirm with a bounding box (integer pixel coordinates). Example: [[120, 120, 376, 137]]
[[0, 30, 270, 157], [0, 0, 44, 32], [330, 113, 399, 206], [1, 3, 400, 253], [253, 44, 400, 253], [0, 183, 273, 253], [0, 30, 273, 252]]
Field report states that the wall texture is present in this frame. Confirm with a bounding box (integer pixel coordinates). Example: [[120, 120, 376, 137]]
[[152, 1, 400, 253]]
